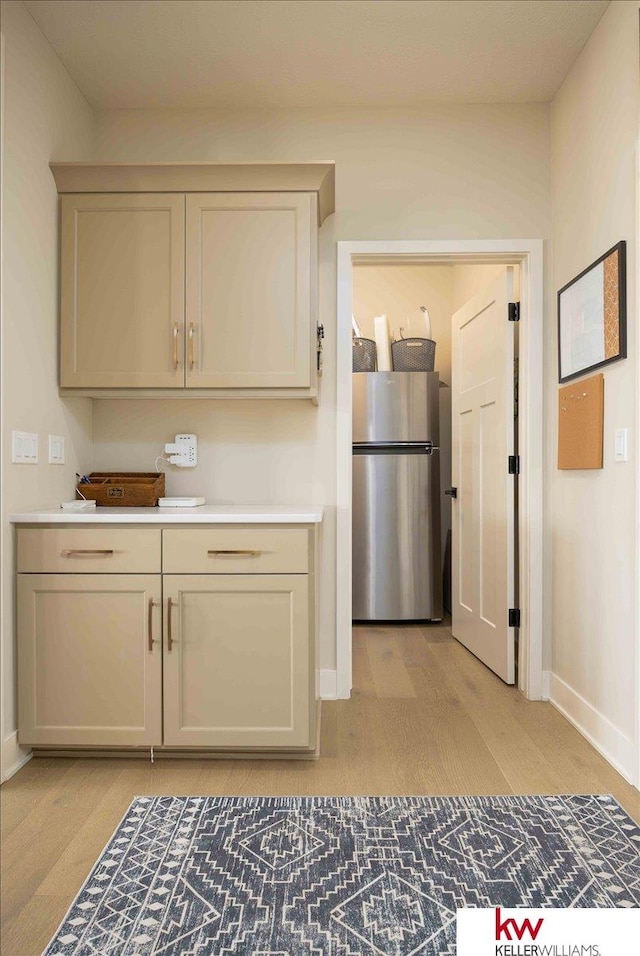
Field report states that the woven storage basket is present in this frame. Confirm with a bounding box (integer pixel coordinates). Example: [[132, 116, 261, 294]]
[[391, 337, 436, 372], [352, 337, 378, 372]]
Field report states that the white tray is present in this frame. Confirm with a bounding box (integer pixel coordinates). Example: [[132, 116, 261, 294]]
[[158, 497, 206, 508]]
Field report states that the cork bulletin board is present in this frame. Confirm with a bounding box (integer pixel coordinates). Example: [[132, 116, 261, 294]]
[[558, 373, 604, 470]]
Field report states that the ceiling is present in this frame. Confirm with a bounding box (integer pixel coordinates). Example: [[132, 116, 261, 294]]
[[24, 0, 610, 110]]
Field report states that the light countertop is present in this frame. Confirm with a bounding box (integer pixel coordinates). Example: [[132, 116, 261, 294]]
[[9, 505, 323, 525]]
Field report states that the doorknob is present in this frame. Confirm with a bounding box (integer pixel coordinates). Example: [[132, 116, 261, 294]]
[[445, 487, 457, 498]]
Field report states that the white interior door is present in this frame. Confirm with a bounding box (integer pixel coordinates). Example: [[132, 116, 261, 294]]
[[451, 268, 516, 683]]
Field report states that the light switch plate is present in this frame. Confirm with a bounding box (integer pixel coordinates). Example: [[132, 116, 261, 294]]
[[614, 428, 628, 462], [48, 435, 65, 465], [12, 431, 38, 464]]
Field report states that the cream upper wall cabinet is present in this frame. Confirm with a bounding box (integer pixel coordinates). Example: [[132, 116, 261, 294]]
[[60, 193, 186, 388], [186, 193, 314, 388], [51, 162, 335, 399]]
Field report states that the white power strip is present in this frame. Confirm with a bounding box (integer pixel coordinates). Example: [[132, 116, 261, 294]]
[[164, 433, 197, 468]]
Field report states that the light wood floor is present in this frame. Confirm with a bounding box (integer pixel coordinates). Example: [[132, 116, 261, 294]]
[[2, 624, 639, 956]]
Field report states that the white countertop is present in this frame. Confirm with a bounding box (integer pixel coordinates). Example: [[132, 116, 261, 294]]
[[9, 505, 323, 525]]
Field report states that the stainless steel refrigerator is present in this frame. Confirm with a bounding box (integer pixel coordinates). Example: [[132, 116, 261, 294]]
[[352, 371, 443, 621]]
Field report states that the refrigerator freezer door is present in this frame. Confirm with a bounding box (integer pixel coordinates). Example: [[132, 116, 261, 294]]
[[352, 371, 440, 445], [352, 448, 443, 621]]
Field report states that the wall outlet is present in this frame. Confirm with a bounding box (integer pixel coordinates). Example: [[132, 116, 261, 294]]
[[12, 431, 38, 464], [164, 433, 197, 468], [175, 434, 197, 467], [48, 435, 65, 464]]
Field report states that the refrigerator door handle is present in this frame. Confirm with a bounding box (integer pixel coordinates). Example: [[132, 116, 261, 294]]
[[353, 442, 436, 455], [353, 441, 434, 447]]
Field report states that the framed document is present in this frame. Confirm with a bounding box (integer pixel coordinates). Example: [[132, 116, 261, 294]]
[[557, 241, 626, 383]]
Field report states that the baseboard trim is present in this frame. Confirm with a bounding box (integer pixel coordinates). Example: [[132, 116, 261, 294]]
[[541, 670, 551, 700], [1, 732, 32, 783], [320, 668, 338, 700], [548, 673, 636, 785]]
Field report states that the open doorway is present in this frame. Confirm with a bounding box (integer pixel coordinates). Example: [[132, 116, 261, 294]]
[[351, 262, 514, 627], [335, 240, 544, 702]]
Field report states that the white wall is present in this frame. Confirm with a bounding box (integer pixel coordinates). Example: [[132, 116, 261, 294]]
[[0, 0, 95, 780], [451, 263, 516, 312], [91, 97, 552, 687], [549, 0, 639, 782]]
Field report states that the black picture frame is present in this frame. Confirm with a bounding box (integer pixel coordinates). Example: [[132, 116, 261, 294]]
[[557, 240, 626, 384]]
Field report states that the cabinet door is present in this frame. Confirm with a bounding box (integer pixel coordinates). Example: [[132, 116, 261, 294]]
[[60, 193, 185, 387], [18, 575, 162, 746], [185, 193, 313, 388], [163, 575, 312, 748]]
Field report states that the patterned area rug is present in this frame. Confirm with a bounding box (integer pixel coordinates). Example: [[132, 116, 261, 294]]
[[44, 794, 640, 955]]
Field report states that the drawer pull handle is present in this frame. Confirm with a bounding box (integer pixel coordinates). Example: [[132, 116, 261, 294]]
[[167, 596, 175, 651], [207, 549, 264, 557], [60, 549, 114, 557], [148, 598, 160, 652]]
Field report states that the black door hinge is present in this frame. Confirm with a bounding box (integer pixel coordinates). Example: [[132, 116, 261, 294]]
[[508, 455, 520, 474], [508, 302, 520, 322], [509, 608, 521, 628]]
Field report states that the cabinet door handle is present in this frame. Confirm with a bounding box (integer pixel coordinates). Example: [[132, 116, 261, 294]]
[[60, 549, 114, 557], [207, 549, 264, 557], [188, 324, 196, 370], [167, 596, 175, 651], [172, 324, 180, 370], [148, 598, 159, 652]]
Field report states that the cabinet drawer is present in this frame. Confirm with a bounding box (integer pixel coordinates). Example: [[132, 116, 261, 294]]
[[162, 528, 308, 574], [17, 528, 161, 573]]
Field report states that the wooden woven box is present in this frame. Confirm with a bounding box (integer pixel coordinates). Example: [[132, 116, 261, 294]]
[[76, 472, 165, 507]]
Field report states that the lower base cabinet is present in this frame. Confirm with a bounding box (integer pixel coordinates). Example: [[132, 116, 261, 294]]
[[16, 524, 317, 753], [163, 575, 311, 748], [18, 574, 162, 747]]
